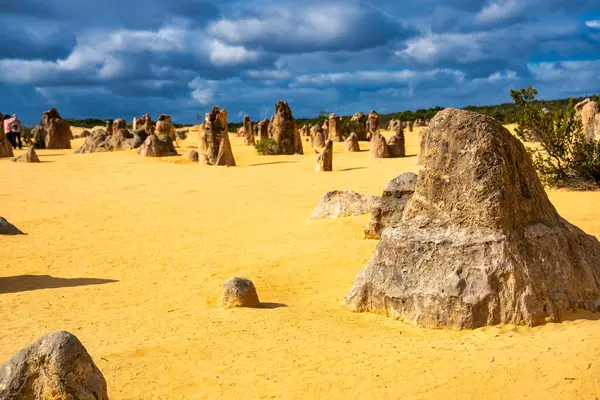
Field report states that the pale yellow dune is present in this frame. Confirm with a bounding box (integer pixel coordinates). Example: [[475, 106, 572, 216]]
[[1, 126, 600, 399]]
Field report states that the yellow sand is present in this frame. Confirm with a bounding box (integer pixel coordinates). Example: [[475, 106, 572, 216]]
[[2, 127, 600, 400]]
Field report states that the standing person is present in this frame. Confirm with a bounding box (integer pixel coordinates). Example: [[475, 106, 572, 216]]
[[10, 114, 22, 149], [3, 114, 15, 148]]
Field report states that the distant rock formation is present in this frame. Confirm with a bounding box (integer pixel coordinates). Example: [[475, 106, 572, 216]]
[[138, 134, 178, 157], [370, 132, 389, 158], [155, 114, 176, 141], [310, 124, 326, 149], [345, 132, 360, 152], [351, 112, 368, 141], [367, 110, 380, 139], [387, 129, 406, 158], [346, 108, 600, 329], [198, 106, 236, 166], [270, 101, 303, 155], [328, 114, 343, 142], [315, 139, 333, 172], [0, 331, 108, 400], [133, 113, 153, 133], [257, 119, 269, 140], [243, 115, 255, 146], [30, 108, 72, 150]]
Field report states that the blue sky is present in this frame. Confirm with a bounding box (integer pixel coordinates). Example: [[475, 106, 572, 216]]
[[1, 0, 600, 125]]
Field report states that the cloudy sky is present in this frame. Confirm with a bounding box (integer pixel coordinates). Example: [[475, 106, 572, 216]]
[[2, 0, 600, 125]]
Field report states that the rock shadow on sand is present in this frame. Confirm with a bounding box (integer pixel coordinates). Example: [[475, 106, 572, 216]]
[[0, 275, 118, 295], [257, 302, 288, 309], [247, 161, 299, 167]]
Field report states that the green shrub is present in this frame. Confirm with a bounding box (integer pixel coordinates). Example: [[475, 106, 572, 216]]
[[511, 85, 600, 188], [255, 138, 281, 155]]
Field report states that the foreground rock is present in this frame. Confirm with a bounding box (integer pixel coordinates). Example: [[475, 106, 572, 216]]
[[0, 217, 23, 235], [0, 331, 108, 400], [364, 173, 417, 240], [0, 113, 14, 158], [270, 101, 303, 155], [316, 140, 333, 172], [12, 147, 40, 163], [346, 108, 600, 329], [30, 108, 72, 149], [345, 132, 360, 152], [138, 134, 177, 157], [387, 129, 406, 158], [198, 106, 236, 166], [370, 132, 389, 158], [311, 190, 380, 219], [221, 278, 260, 308], [575, 98, 600, 141]]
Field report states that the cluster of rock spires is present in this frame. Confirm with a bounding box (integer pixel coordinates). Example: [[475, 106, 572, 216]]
[[198, 106, 236, 166]]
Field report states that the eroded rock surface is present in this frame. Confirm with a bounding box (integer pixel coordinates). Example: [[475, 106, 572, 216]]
[[311, 190, 380, 219]]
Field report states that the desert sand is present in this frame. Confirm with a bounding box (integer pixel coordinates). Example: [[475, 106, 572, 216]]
[[2, 126, 600, 399]]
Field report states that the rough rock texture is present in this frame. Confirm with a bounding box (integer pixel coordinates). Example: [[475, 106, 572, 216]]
[[311, 190, 380, 219], [346, 108, 600, 329], [30, 109, 72, 150], [270, 101, 303, 155], [370, 132, 389, 158], [364, 173, 417, 240], [155, 114, 176, 140], [112, 119, 128, 136], [12, 147, 40, 163], [310, 124, 326, 149], [75, 128, 136, 154], [328, 114, 343, 142], [132, 129, 149, 149], [257, 119, 269, 140], [299, 125, 310, 137], [236, 127, 244, 137], [185, 150, 199, 162], [408, 120, 414, 132], [0, 331, 108, 400], [345, 132, 360, 152], [243, 115, 255, 146], [367, 110, 380, 138], [0, 113, 14, 158], [74, 131, 112, 154], [575, 98, 600, 141], [0, 217, 23, 235], [316, 140, 333, 172], [221, 278, 260, 308], [198, 106, 236, 166], [322, 119, 329, 140], [351, 112, 368, 140], [387, 130, 406, 158], [138, 134, 177, 157], [133, 113, 153, 133]]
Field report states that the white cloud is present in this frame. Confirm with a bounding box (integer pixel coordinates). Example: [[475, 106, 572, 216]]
[[292, 69, 465, 87], [396, 33, 486, 64], [586, 20, 600, 29], [207, 40, 260, 66], [475, 0, 524, 25]]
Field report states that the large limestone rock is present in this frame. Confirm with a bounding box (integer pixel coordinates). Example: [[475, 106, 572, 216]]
[[155, 114, 176, 140], [370, 132, 389, 158], [364, 173, 417, 240], [408, 120, 414, 132], [328, 114, 343, 142], [198, 106, 236, 166], [345, 132, 360, 152], [243, 115, 255, 146], [257, 119, 269, 140], [346, 108, 600, 329], [299, 125, 310, 137], [138, 134, 177, 157], [0, 331, 108, 400], [315, 139, 333, 172], [387, 119, 401, 132], [310, 124, 326, 149], [270, 101, 303, 155], [351, 112, 368, 140], [0, 113, 14, 158], [31, 108, 72, 150], [311, 190, 380, 219], [575, 98, 600, 141], [0, 217, 23, 235], [12, 147, 40, 163], [112, 118, 128, 136], [387, 129, 406, 158], [221, 277, 260, 308]]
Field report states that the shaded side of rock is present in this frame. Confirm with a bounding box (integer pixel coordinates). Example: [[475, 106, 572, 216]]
[[364, 172, 417, 239], [0, 217, 23, 235], [387, 129, 406, 158], [243, 115, 255, 146], [351, 112, 368, 141], [370, 132, 389, 158], [270, 101, 302, 155], [185, 150, 199, 162]]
